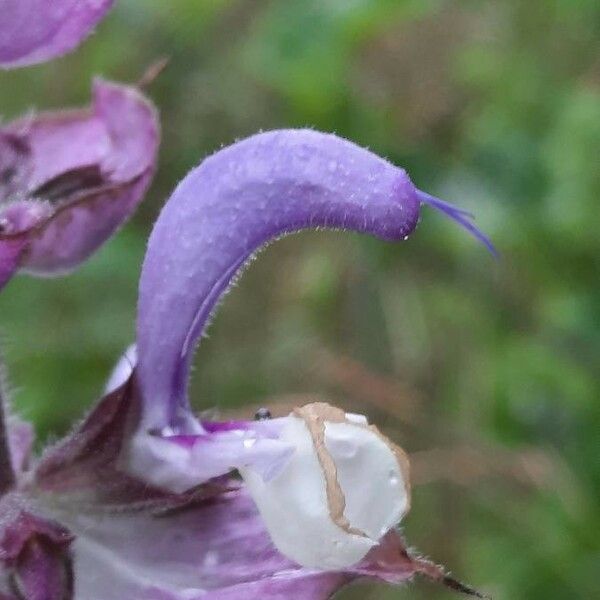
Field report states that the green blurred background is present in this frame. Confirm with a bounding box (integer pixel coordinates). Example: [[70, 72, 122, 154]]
[[1, 1, 598, 598]]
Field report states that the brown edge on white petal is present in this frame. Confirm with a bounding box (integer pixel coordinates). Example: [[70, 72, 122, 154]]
[[293, 403, 368, 538], [294, 402, 412, 537]]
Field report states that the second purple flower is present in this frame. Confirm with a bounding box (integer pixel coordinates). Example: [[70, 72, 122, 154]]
[[0, 79, 159, 290]]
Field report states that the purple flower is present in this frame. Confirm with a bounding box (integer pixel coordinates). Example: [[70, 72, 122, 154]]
[[0, 130, 490, 599], [0, 79, 159, 290], [0, 0, 114, 69]]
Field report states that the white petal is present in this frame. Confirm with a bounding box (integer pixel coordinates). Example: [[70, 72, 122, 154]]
[[324, 421, 409, 540], [240, 415, 375, 569], [240, 404, 411, 570]]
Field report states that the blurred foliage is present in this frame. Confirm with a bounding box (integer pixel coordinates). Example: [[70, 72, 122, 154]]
[[0, 1, 598, 598]]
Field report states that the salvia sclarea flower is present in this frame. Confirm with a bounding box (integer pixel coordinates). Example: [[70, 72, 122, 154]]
[[0, 0, 159, 291], [0, 0, 114, 70], [0, 130, 493, 599]]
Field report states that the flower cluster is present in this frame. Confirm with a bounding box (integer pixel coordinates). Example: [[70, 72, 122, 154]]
[[0, 3, 492, 599]]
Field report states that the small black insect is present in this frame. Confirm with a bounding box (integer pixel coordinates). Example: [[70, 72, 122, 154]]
[[254, 407, 272, 421]]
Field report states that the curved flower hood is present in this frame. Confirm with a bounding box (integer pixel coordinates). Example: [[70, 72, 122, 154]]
[[0, 79, 159, 289], [0, 0, 114, 69], [136, 128, 493, 433]]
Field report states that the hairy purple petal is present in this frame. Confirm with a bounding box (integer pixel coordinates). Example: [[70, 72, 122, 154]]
[[0, 0, 114, 69], [137, 129, 492, 432], [0, 79, 158, 288], [137, 129, 422, 430], [39, 476, 467, 599], [49, 490, 342, 599], [47, 487, 439, 600]]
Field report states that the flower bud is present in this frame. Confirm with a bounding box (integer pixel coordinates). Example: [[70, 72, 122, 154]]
[[239, 402, 410, 570]]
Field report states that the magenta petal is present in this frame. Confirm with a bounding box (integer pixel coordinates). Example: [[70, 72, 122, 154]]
[[137, 129, 421, 430], [128, 422, 294, 492], [0, 79, 159, 287], [0, 0, 114, 69]]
